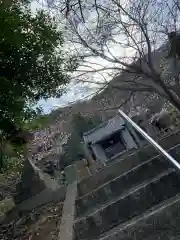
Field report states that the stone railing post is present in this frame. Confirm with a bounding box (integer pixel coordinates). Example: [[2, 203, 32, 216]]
[[58, 163, 78, 240], [64, 164, 77, 184]]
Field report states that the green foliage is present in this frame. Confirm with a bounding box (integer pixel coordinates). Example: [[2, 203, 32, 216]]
[[60, 113, 102, 166], [0, 141, 25, 174], [62, 134, 83, 165], [166, 104, 180, 126], [0, 0, 76, 139], [71, 113, 102, 138], [24, 114, 51, 131]]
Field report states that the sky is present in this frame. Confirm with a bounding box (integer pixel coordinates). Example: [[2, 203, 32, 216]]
[[31, 0, 147, 114], [31, 0, 169, 113], [31, 0, 113, 114], [31, 0, 139, 114], [31, 0, 126, 113], [31, 1, 87, 113]]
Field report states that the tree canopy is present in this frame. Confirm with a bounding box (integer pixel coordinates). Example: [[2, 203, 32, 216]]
[[0, 0, 76, 141], [71, 112, 102, 138]]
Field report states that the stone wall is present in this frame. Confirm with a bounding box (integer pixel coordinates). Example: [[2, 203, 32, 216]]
[[14, 159, 46, 204], [16, 186, 65, 212]]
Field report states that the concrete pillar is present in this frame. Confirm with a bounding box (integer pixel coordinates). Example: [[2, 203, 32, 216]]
[[82, 143, 100, 173], [64, 164, 77, 184], [121, 128, 138, 150], [126, 122, 146, 147], [91, 143, 108, 165]]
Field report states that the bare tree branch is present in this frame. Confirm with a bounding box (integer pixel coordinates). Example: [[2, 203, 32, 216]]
[[45, 0, 180, 112], [96, 92, 134, 112]]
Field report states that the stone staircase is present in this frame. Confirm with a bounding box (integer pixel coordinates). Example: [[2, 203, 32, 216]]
[[73, 134, 180, 240]]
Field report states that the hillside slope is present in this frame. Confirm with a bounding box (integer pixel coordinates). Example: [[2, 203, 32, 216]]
[[30, 45, 171, 166], [48, 45, 169, 128]]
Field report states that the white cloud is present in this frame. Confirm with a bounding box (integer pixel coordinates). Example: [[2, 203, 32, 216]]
[[38, 87, 88, 113]]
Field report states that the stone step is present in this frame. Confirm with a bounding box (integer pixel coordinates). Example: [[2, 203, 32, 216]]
[[77, 132, 180, 197], [96, 193, 180, 240], [78, 131, 180, 196], [77, 147, 158, 197], [76, 157, 169, 217], [74, 169, 180, 240]]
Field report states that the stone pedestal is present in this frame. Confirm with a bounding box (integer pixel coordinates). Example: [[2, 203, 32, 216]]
[[14, 159, 46, 204]]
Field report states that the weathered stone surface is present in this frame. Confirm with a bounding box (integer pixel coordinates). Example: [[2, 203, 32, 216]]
[[76, 156, 169, 217], [14, 160, 46, 204], [97, 194, 180, 240], [17, 186, 65, 212], [65, 164, 77, 184], [74, 169, 180, 240], [78, 131, 180, 197], [76, 159, 91, 182], [58, 182, 77, 240]]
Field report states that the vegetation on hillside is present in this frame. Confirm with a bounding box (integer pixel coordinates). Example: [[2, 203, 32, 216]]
[[60, 113, 102, 168], [0, 0, 76, 143], [0, 0, 77, 173], [24, 114, 51, 131]]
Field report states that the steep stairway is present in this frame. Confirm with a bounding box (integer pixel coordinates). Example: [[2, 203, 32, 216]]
[[73, 141, 180, 240]]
